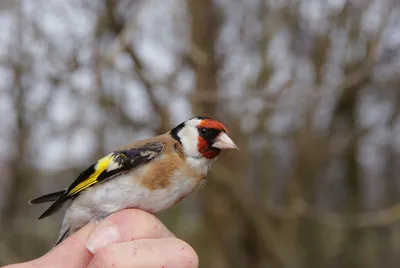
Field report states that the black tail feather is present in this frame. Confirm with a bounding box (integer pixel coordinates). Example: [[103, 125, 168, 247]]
[[37, 196, 69, 220], [54, 227, 70, 247], [29, 189, 69, 220], [28, 190, 67, 205]]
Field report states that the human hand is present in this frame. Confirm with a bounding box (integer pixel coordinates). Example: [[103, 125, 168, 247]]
[[4, 209, 198, 268]]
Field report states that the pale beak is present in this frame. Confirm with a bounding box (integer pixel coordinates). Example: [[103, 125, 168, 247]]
[[212, 132, 239, 150]]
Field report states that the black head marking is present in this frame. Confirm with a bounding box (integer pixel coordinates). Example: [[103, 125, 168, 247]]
[[190, 116, 212, 120], [170, 116, 218, 145], [170, 121, 185, 145], [197, 127, 220, 143]]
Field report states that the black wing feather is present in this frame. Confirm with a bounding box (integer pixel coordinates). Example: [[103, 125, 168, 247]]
[[33, 142, 164, 220]]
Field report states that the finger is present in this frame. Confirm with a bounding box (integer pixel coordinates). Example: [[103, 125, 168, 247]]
[[85, 209, 175, 254], [33, 220, 96, 268], [87, 238, 199, 268]]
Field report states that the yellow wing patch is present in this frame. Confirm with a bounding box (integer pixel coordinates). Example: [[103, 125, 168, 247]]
[[67, 154, 115, 196]]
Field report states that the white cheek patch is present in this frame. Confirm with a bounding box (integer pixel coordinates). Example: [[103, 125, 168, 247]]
[[179, 128, 200, 158], [178, 119, 202, 158]]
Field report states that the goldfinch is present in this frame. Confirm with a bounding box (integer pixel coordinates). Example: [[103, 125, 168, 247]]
[[29, 116, 238, 246]]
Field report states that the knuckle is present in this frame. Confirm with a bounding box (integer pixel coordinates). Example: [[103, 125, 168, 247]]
[[109, 208, 140, 223], [143, 214, 166, 237], [93, 247, 117, 268], [120, 209, 162, 235], [112, 209, 157, 228], [105, 209, 173, 241], [171, 239, 199, 268], [122, 209, 171, 238]]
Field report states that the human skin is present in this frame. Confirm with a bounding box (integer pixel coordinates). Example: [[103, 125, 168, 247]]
[[4, 209, 199, 268]]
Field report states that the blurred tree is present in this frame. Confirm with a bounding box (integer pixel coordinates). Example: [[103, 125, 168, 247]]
[[1, 0, 400, 268]]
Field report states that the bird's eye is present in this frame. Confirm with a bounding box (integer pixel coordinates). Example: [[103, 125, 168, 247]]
[[200, 128, 208, 135]]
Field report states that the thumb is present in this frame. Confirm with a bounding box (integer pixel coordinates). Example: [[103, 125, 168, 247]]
[[33, 221, 96, 268]]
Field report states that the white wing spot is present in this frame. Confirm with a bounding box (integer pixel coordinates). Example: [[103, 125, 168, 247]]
[[106, 157, 122, 171], [140, 150, 157, 158]]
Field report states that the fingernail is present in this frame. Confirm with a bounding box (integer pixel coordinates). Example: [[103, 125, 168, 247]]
[[85, 225, 119, 254]]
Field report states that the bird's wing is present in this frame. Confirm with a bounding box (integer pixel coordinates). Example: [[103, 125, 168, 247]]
[[37, 141, 164, 219], [66, 141, 164, 197]]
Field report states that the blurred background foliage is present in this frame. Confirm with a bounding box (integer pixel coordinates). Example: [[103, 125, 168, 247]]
[[1, 0, 400, 267]]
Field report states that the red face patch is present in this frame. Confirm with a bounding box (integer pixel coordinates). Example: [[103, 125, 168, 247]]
[[197, 136, 221, 159], [198, 119, 228, 133], [196, 118, 227, 159]]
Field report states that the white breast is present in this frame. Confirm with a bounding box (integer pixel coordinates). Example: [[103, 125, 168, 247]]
[[63, 156, 213, 233]]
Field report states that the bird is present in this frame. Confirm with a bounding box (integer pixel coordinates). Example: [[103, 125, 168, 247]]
[[29, 116, 238, 247]]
